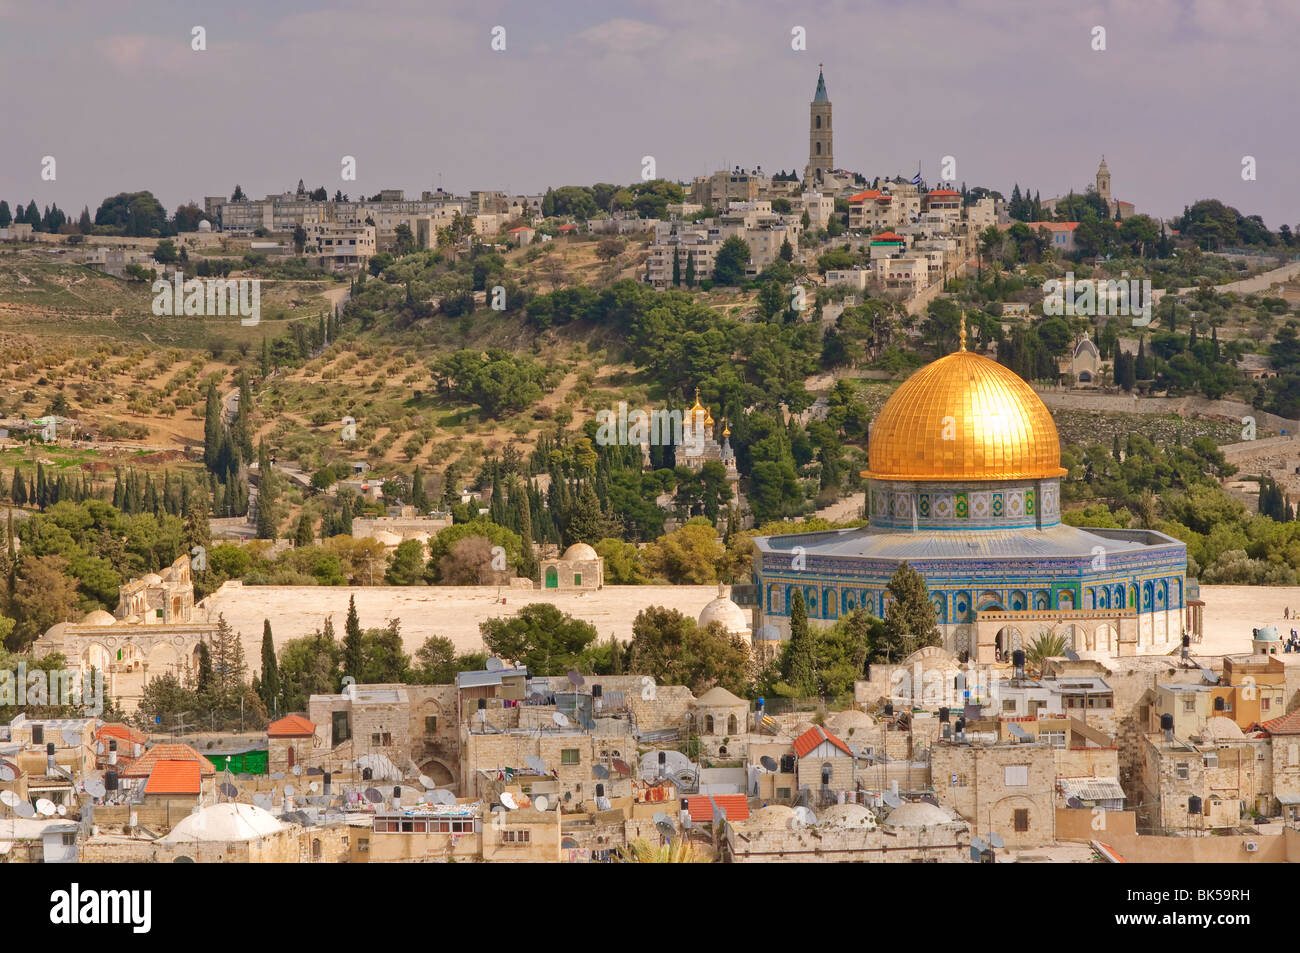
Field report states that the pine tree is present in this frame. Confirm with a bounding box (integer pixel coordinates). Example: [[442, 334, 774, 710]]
[[784, 589, 817, 696], [411, 466, 428, 512], [343, 594, 363, 681], [882, 562, 940, 661], [294, 512, 314, 546]]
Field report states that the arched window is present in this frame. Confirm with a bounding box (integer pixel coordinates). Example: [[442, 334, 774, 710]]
[[815, 115, 822, 129], [821, 762, 833, 786], [705, 714, 715, 734], [815, 142, 821, 155], [727, 714, 738, 735]]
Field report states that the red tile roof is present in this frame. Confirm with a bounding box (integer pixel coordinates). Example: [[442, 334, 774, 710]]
[[268, 714, 316, 738], [871, 231, 905, 242], [792, 725, 853, 759], [848, 190, 882, 203], [97, 724, 148, 746], [143, 760, 201, 796], [508, 226, 534, 233], [927, 189, 960, 198], [557, 224, 577, 231], [120, 743, 216, 779], [1261, 711, 1300, 735], [686, 794, 750, 822]]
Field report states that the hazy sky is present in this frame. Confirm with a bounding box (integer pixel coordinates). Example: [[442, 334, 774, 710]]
[[2, 0, 1296, 227]]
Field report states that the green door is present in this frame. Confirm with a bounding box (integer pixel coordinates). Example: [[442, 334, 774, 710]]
[[545, 567, 558, 589]]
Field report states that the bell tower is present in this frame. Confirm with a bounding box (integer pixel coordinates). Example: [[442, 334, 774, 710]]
[[806, 65, 833, 185], [1096, 156, 1111, 209]]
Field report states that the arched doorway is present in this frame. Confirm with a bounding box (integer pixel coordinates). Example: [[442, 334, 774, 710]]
[[545, 567, 558, 589], [1094, 623, 1118, 654]]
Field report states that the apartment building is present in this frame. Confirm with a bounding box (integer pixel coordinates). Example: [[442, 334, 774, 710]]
[[308, 222, 376, 272]]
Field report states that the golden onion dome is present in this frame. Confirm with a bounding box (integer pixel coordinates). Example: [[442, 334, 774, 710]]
[[863, 349, 1065, 482]]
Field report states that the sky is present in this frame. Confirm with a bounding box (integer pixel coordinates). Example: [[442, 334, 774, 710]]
[[1, 0, 1297, 227]]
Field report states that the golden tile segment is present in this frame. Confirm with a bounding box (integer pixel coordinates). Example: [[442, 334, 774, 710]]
[[863, 350, 1066, 481]]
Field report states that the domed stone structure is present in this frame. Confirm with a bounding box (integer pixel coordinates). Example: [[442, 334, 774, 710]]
[[162, 802, 284, 843], [882, 800, 956, 830], [538, 542, 604, 590], [82, 609, 117, 626], [752, 320, 1192, 659], [698, 584, 751, 639], [820, 802, 878, 830]]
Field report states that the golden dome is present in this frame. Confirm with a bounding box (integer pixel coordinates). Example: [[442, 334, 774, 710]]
[[863, 349, 1065, 481]]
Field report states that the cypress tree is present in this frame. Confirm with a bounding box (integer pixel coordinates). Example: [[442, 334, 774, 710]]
[[784, 589, 817, 697], [343, 594, 363, 681], [203, 382, 222, 471], [259, 620, 280, 715], [294, 512, 314, 546], [10, 469, 24, 507], [411, 465, 428, 512]]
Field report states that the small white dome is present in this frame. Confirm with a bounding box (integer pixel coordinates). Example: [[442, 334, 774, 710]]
[[748, 805, 795, 830], [197, 220, 212, 232], [1204, 716, 1244, 741], [826, 709, 875, 737], [162, 803, 284, 843], [561, 543, 599, 562], [140, 573, 163, 586], [82, 609, 117, 626], [820, 803, 878, 829], [883, 800, 955, 830]]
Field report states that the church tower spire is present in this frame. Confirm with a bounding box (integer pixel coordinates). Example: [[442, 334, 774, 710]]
[[805, 65, 833, 186]]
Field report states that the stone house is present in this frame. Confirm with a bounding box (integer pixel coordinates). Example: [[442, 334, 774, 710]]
[[791, 725, 856, 805], [930, 739, 1056, 847], [538, 542, 604, 590]]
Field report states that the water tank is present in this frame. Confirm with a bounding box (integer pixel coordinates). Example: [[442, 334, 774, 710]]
[[1160, 714, 1174, 732], [1188, 796, 1203, 815]]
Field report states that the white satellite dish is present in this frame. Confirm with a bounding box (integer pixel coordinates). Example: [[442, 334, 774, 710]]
[[57, 804, 67, 816], [0, 762, 17, 783], [284, 785, 296, 797], [61, 727, 82, 747], [485, 656, 505, 672], [792, 806, 818, 827], [0, 790, 19, 808], [418, 774, 435, 789], [84, 778, 106, 799], [500, 792, 517, 810], [533, 794, 548, 812], [253, 794, 272, 810], [552, 712, 569, 728], [14, 801, 35, 819], [36, 798, 57, 817], [309, 781, 320, 794], [292, 765, 302, 776]]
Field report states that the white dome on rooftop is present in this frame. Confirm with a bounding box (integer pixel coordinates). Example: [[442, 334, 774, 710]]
[[140, 573, 163, 586], [699, 586, 749, 635], [162, 802, 284, 843], [883, 800, 955, 830], [81, 609, 117, 626], [820, 803, 877, 829]]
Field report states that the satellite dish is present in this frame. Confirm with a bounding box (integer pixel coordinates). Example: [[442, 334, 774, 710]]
[[500, 792, 517, 810], [428, 789, 456, 806], [309, 781, 321, 794], [1066, 796, 1084, 809], [61, 727, 82, 747], [655, 820, 676, 840], [760, 756, 779, 772], [793, 806, 818, 827], [525, 755, 547, 775], [882, 792, 902, 809], [84, 778, 106, 799], [595, 796, 611, 811], [485, 656, 505, 672], [611, 758, 631, 777], [220, 782, 239, 799], [364, 787, 383, 804], [971, 836, 988, 853], [292, 765, 302, 776], [0, 790, 19, 808], [36, 799, 57, 817], [0, 762, 17, 782], [418, 774, 435, 789], [592, 764, 609, 779], [552, 712, 569, 728], [988, 832, 1005, 849], [919, 794, 939, 807], [57, 804, 67, 816], [253, 794, 272, 810], [653, 812, 670, 826], [534, 794, 548, 812], [567, 669, 585, 689], [14, 801, 35, 818]]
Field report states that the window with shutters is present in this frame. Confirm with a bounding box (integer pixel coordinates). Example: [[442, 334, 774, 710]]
[[1004, 765, 1028, 786], [1014, 809, 1029, 832]]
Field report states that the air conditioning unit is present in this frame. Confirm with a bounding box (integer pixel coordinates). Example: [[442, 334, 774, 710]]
[[1244, 841, 1258, 853]]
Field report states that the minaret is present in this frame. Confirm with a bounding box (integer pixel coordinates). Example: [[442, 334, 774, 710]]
[[806, 65, 833, 185], [1096, 156, 1111, 209]]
